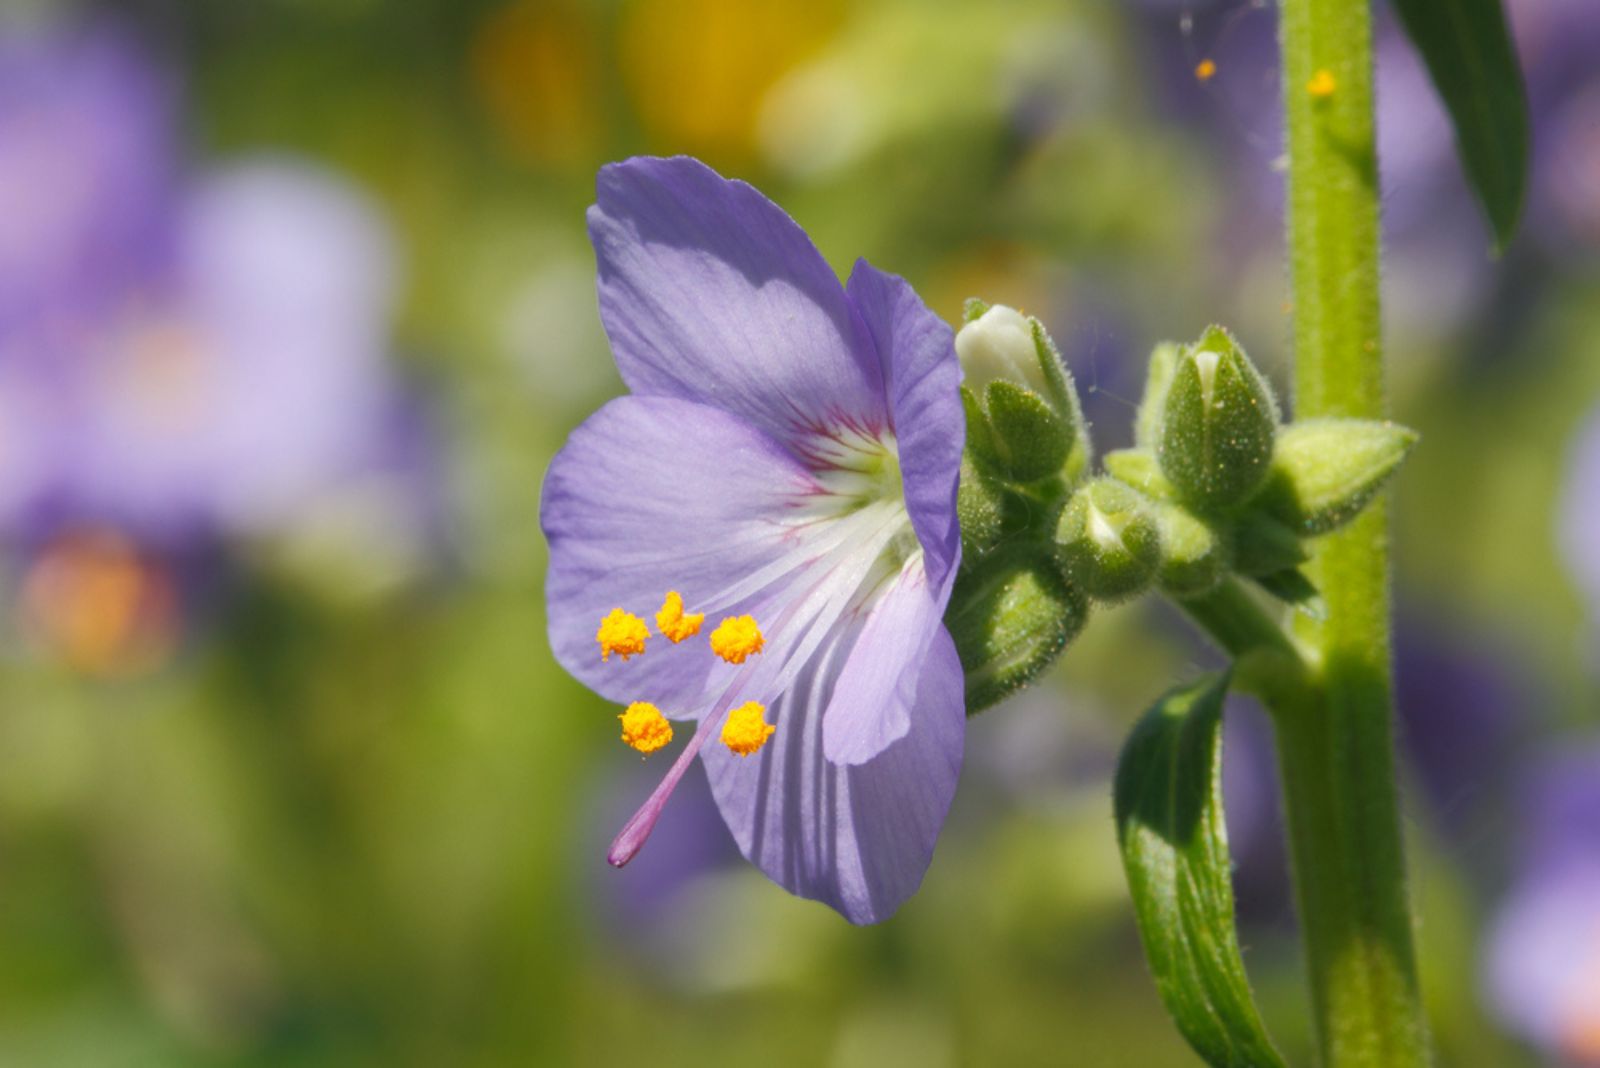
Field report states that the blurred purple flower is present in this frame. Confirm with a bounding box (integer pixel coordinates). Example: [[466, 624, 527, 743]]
[[542, 156, 965, 924], [63, 160, 404, 541], [1394, 612, 1531, 832], [1485, 743, 1600, 1065], [0, 20, 175, 335], [0, 21, 441, 671], [1560, 407, 1600, 627]]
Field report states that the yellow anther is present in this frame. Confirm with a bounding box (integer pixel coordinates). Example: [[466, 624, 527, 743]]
[[619, 702, 674, 755], [709, 614, 765, 664], [655, 590, 704, 643], [721, 701, 775, 757], [1195, 58, 1216, 82], [597, 607, 649, 661], [1306, 69, 1337, 98]]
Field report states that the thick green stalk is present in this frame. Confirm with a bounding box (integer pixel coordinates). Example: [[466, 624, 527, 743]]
[[1279, 0, 1430, 1064]]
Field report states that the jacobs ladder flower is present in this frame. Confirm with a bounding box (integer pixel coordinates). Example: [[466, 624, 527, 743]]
[[542, 156, 965, 924]]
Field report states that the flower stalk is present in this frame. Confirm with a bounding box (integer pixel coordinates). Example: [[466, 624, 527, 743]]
[[1277, 0, 1430, 1062]]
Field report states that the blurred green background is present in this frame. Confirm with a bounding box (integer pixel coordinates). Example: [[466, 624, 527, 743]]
[[1, 0, 1596, 1064]]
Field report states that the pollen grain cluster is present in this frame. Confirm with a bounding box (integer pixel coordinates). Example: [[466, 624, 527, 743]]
[[710, 615, 765, 664], [655, 590, 704, 643], [597, 607, 650, 661], [722, 701, 776, 756], [619, 701, 674, 755]]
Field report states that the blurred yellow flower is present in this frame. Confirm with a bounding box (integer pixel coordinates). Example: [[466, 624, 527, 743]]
[[471, 1, 603, 168], [620, 0, 842, 163]]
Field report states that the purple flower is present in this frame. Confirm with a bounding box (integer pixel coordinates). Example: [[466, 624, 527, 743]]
[[0, 20, 176, 335], [542, 156, 966, 924], [1485, 743, 1600, 1064], [1561, 407, 1600, 627]]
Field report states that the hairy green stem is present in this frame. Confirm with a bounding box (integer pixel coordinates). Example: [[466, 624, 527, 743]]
[[1279, 0, 1430, 1063], [1176, 581, 1310, 707]]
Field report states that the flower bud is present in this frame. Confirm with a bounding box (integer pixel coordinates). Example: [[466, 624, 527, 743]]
[[1053, 478, 1161, 602], [957, 302, 1090, 485], [1157, 326, 1279, 509], [946, 544, 1089, 714], [1150, 501, 1227, 596], [1252, 418, 1418, 535]]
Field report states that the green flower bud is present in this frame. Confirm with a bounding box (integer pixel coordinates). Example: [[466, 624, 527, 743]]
[[1053, 478, 1162, 602], [1102, 448, 1178, 500], [1150, 502, 1227, 596], [1231, 510, 1309, 577], [957, 302, 1090, 484], [946, 545, 1089, 714], [1157, 326, 1279, 508], [1252, 418, 1419, 535]]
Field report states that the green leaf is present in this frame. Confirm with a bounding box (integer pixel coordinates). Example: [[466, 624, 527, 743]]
[[1390, 0, 1529, 249], [1114, 673, 1288, 1068]]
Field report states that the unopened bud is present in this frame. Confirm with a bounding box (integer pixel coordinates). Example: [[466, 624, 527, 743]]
[[946, 545, 1089, 714], [1053, 478, 1161, 602], [1157, 326, 1279, 509], [957, 302, 1090, 485], [1151, 502, 1227, 596]]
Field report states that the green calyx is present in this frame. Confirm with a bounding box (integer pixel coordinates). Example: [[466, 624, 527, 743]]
[[1250, 418, 1419, 535]]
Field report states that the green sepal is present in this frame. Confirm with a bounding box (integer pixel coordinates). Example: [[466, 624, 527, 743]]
[[1114, 672, 1290, 1068], [1157, 326, 1279, 509], [1252, 418, 1419, 536], [1135, 341, 1182, 449], [957, 456, 1008, 560], [962, 296, 991, 324], [983, 380, 1073, 484], [946, 544, 1088, 714], [1053, 478, 1161, 603], [1028, 319, 1093, 483], [1230, 510, 1308, 578], [1151, 502, 1227, 597], [961, 385, 1002, 473], [1103, 448, 1178, 500], [1254, 568, 1325, 619]]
